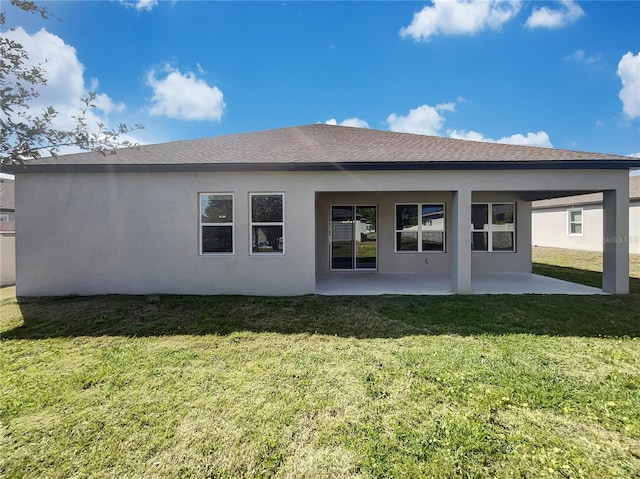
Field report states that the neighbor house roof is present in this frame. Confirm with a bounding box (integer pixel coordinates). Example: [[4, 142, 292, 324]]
[[6, 124, 640, 174], [532, 176, 640, 209]]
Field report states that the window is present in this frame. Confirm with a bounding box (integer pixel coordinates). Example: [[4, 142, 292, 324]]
[[200, 193, 233, 254], [250, 193, 284, 254], [0, 215, 8, 222], [471, 203, 515, 252], [568, 209, 583, 236], [395, 203, 445, 252]]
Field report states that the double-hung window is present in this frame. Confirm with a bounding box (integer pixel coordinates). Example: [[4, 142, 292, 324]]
[[395, 203, 445, 252], [471, 203, 516, 252], [250, 193, 284, 254], [567, 209, 583, 236], [200, 193, 234, 254]]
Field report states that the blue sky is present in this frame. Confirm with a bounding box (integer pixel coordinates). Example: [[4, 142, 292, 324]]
[[4, 0, 640, 158]]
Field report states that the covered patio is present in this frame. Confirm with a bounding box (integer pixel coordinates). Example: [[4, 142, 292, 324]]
[[316, 272, 604, 296]]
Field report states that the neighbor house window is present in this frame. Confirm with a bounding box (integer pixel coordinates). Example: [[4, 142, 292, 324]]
[[568, 209, 583, 236], [471, 203, 515, 252], [250, 193, 284, 254], [0, 215, 8, 222], [395, 203, 445, 252]]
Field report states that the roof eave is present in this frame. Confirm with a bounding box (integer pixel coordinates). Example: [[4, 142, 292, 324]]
[[5, 159, 640, 174]]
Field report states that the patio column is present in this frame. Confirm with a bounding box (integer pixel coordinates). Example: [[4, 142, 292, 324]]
[[603, 189, 629, 294], [452, 188, 472, 293]]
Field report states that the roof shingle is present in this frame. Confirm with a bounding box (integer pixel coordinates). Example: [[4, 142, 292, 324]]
[[6, 124, 640, 173]]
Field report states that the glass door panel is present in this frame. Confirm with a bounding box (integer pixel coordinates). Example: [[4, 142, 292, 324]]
[[355, 206, 376, 269], [331, 206, 354, 270], [331, 205, 377, 270]]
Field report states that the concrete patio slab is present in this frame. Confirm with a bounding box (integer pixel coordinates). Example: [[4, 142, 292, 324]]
[[316, 272, 604, 296], [470, 273, 604, 295]]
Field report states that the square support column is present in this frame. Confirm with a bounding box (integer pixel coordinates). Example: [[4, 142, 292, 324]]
[[452, 189, 472, 293], [603, 189, 629, 294]]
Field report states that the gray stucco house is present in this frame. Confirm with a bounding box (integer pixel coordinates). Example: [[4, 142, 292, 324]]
[[532, 176, 640, 254], [0, 178, 16, 286], [7, 124, 640, 296]]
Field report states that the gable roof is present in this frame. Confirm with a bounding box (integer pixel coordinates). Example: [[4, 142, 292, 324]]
[[532, 175, 640, 209], [6, 124, 640, 174]]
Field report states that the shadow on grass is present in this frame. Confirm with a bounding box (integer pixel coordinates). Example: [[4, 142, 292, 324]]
[[532, 263, 603, 288], [3, 265, 639, 340]]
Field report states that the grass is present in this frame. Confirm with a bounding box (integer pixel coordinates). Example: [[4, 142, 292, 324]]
[[532, 246, 640, 288], [1, 247, 639, 478]]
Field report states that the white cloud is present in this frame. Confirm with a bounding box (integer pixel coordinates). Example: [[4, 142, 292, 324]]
[[526, 0, 584, 29], [386, 103, 455, 135], [146, 66, 226, 121], [564, 49, 602, 66], [565, 49, 586, 62], [93, 92, 126, 115], [497, 131, 553, 147], [120, 0, 158, 11], [386, 100, 552, 148], [435, 102, 456, 112], [617, 52, 640, 119], [400, 0, 521, 41], [2, 27, 127, 144], [629, 152, 640, 158], [325, 118, 369, 128], [449, 129, 553, 148], [448, 129, 487, 142]]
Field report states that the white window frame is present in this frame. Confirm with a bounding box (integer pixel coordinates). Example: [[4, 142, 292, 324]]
[[0, 214, 8, 222], [567, 208, 583, 236], [199, 192, 234, 255], [471, 202, 516, 253], [394, 203, 446, 253], [249, 192, 285, 255]]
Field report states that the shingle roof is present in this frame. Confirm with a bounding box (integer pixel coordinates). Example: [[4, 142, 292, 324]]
[[532, 176, 640, 209], [6, 124, 640, 173], [0, 179, 15, 211]]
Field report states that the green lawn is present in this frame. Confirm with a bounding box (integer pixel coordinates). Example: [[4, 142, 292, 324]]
[[1, 249, 639, 478]]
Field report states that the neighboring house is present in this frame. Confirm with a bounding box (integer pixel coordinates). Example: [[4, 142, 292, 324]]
[[6, 124, 640, 296], [532, 176, 640, 254], [0, 178, 16, 286]]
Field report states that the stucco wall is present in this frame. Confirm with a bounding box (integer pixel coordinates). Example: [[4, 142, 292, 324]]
[[16, 172, 317, 296], [315, 191, 531, 274], [0, 235, 15, 286], [15, 168, 629, 296], [316, 191, 452, 274], [532, 202, 639, 254]]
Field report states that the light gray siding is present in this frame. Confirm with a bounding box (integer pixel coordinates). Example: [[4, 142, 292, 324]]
[[532, 201, 639, 254]]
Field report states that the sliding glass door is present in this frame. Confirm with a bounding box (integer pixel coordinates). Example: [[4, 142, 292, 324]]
[[330, 205, 377, 270]]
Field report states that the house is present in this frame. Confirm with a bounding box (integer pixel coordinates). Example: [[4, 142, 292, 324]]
[[6, 124, 640, 296], [532, 176, 640, 254], [0, 178, 16, 286]]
